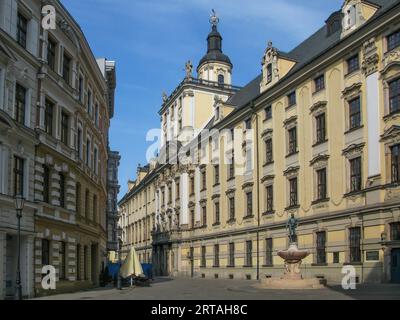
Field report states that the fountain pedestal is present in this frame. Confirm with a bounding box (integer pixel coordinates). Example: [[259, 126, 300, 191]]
[[256, 243, 325, 290]]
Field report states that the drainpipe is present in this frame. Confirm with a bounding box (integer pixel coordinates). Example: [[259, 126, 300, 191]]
[[251, 101, 261, 281]]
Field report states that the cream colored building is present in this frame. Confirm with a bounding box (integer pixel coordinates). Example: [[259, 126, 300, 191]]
[[0, 0, 118, 298], [119, 0, 400, 284]]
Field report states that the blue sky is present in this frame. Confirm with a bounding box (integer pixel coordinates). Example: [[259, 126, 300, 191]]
[[61, 0, 343, 199]]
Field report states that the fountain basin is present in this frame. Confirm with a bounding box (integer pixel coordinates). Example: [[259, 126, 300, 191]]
[[277, 243, 309, 262]]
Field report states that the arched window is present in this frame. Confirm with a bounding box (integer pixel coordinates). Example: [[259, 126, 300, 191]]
[[218, 74, 225, 85]]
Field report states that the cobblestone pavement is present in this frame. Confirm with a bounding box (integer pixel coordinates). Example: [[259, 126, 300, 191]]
[[33, 277, 400, 300]]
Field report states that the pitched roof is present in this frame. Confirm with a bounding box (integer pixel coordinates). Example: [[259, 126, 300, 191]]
[[225, 0, 399, 110]]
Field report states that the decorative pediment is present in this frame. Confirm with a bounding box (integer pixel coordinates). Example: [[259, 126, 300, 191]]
[[283, 116, 298, 128], [342, 82, 362, 100], [261, 129, 273, 139], [260, 41, 297, 93], [310, 101, 327, 116], [261, 175, 275, 184], [225, 188, 236, 196], [241, 182, 254, 190], [382, 48, 400, 75], [380, 125, 400, 142], [310, 154, 330, 168], [188, 201, 195, 208], [283, 166, 300, 177], [211, 193, 221, 200], [342, 143, 365, 157]]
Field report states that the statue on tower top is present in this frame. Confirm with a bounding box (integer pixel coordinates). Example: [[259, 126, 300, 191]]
[[210, 9, 219, 27]]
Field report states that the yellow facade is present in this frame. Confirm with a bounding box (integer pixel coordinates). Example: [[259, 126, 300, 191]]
[[119, 1, 400, 284]]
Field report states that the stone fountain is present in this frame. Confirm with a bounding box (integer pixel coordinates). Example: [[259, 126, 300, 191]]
[[257, 214, 324, 290]]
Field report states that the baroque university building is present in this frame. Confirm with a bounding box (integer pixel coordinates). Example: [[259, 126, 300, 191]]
[[0, 0, 120, 299], [120, 0, 400, 284]]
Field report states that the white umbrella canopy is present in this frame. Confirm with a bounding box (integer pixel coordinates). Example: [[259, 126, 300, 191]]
[[120, 246, 145, 278]]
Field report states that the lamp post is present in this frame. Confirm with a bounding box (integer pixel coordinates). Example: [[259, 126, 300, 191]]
[[14, 194, 25, 300], [117, 226, 123, 290]]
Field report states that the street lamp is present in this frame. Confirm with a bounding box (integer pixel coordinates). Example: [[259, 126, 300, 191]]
[[14, 194, 25, 300], [117, 226, 123, 290]]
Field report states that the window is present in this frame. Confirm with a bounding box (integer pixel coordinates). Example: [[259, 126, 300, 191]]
[[266, 185, 273, 213], [333, 252, 340, 264], [264, 105, 272, 121], [44, 99, 54, 135], [287, 91, 296, 107], [94, 147, 98, 174], [266, 64, 272, 83], [76, 183, 81, 214], [349, 227, 361, 263], [350, 157, 362, 192], [288, 127, 297, 155], [168, 186, 172, 204], [93, 195, 97, 223], [391, 144, 400, 183], [214, 165, 220, 185], [391, 222, 400, 241], [62, 53, 71, 84], [228, 151, 235, 179], [202, 206, 207, 227], [43, 165, 50, 203], [246, 192, 253, 217], [314, 75, 325, 92], [246, 241, 253, 267], [214, 244, 220, 267], [190, 176, 195, 195], [61, 111, 69, 145], [201, 170, 206, 190], [86, 139, 91, 167], [84, 246, 88, 280], [85, 190, 89, 219], [47, 38, 56, 71], [389, 78, 400, 114], [265, 138, 273, 164], [76, 244, 81, 280], [190, 209, 195, 229], [265, 238, 273, 266], [59, 173, 65, 208], [228, 197, 235, 221], [95, 104, 99, 127], [78, 76, 84, 102], [14, 156, 24, 196], [387, 30, 400, 52], [315, 113, 326, 144], [41, 239, 50, 266], [317, 168, 327, 200], [176, 182, 180, 200], [201, 246, 206, 267], [15, 83, 26, 125], [17, 13, 27, 48], [347, 54, 359, 74], [87, 90, 92, 115], [59, 242, 66, 280], [218, 74, 224, 85], [77, 128, 83, 159], [316, 231, 327, 264], [229, 243, 235, 267], [289, 177, 298, 207], [214, 202, 220, 225], [349, 97, 361, 129]]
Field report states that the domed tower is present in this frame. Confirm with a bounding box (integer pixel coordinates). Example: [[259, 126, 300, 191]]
[[197, 10, 233, 85]]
